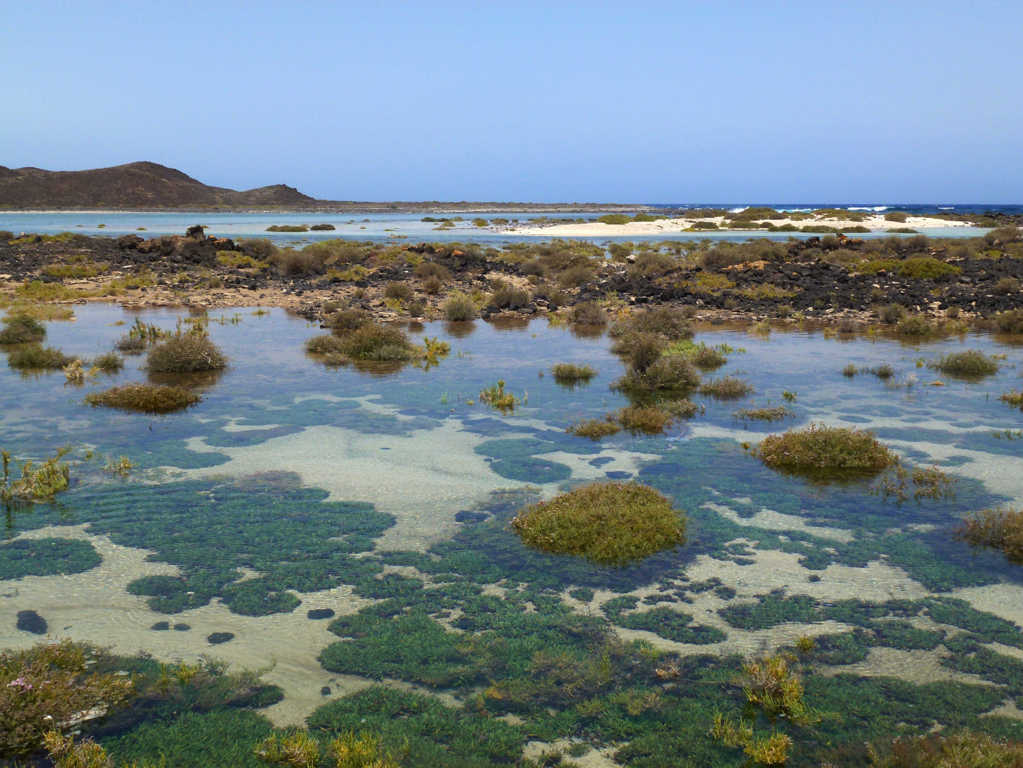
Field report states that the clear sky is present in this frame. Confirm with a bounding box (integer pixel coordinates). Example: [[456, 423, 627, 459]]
[[2, 0, 1021, 203]]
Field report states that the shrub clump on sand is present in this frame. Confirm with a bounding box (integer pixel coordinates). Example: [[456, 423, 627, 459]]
[[0, 314, 46, 344], [756, 423, 896, 481], [443, 292, 476, 321], [147, 332, 227, 373], [488, 281, 531, 309], [383, 282, 413, 301], [567, 418, 621, 440], [958, 508, 1023, 564], [511, 482, 686, 566], [699, 376, 753, 400], [7, 344, 73, 370], [551, 363, 596, 385], [930, 350, 999, 379], [85, 383, 201, 414]]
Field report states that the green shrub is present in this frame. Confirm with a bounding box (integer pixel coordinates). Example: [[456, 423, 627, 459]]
[[488, 281, 530, 309], [567, 419, 621, 440], [860, 257, 959, 279], [959, 508, 1023, 564], [699, 376, 753, 400], [757, 424, 896, 481], [691, 344, 727, 369], [993, 309, 1023, 334], [614, 353, 700, 397], [569, 301, 606, 325], [597, 214, 631, 225], [7, 344, 72, 370], [147, 333, 227, 373], [843, 363, 858, 377], [615, 402, 698, 433], [383, 282, 412, 301], [867, 730, 1023, 767], [994, 277, 1020, 295], [930, 350, 998, 379], [610, 307, 692, 341], [734, 406, 790, 422], [511, 482, 686, 565], [216, 250, 266, 269], [884, 211, 909, 223], [309, 223, 336, 231], [306, 334, 347, 355], [266, 224, 308, 232], [1001, 391, 1023, 410], [557, 265, 595, 287], [325, 308, 371, 332], [0, 314, 45, 344], [895, 315, 936, 337], [688, 220, 718, 230], [85, 383, 201, 414], [551, 363, 596, 385], [413, 261, 451, 281], [878, 303, 906, 324], [92, 352, 124, 373], [443, 292, 476, 321], [337, 323, 417, 362]]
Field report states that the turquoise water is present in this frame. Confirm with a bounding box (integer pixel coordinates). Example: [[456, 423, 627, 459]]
[[0, 210, 989, 244], [2, 307, 1023, 765]]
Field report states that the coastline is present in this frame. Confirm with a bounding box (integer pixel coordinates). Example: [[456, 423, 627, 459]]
[[505, 213, 976, 237]]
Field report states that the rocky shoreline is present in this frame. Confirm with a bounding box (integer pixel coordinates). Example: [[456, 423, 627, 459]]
[[1, 226, 1021, 333]]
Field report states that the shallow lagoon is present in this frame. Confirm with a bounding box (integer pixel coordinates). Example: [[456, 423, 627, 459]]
[[2, 306, 1023, 765]]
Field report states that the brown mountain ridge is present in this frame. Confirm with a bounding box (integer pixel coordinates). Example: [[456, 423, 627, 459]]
[[0, 161, 317, 210]]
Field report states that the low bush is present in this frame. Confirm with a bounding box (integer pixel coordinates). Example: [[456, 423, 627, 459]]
[[551, 363, 596, 385], [413, 261, 451, 281], [7, 344, 72, 370], [92, 352, 124, 373], [958, 508, 1023, 564], [306, 335, 346, 355], [878, 303, 906, 324], [884, 212, 909, 223], [930, 350, 998, 379], [443, 292, 476, 321], [383, 282, 413, 301], [994, 276, 1020, 295], [691, 344, 727, 369], [895, 315, 936, 337], [337, 323, 417, 362], [615, 401, 698, 433], [147, 333, 227, 373], [309, 223, 336, 231], [614, 354, 700, 397], [860, 257, 959, 280], [993, 309, 1023, 334], [567, 419, 621, 440], [866, 730, 1023, 768], [734, 406, 791, 422], [1001, 391, 1023, 409], [610, 307, 692, 341], [0, 314, 45, 344], [511, 482, 686, 565], [699, 376, 753, 400], [488, 281, 530, 309], [85, 383, 201, 414], [570, 301, 606, 326], [757, 423, 896, 481], [325, 308, 371, 332], [266, 224, 308, 232], [422, 276, 443, 295], [558, 265, 595, 287]]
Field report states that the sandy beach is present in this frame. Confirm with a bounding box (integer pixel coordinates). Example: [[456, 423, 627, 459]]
[[505, 213, 976, 237]]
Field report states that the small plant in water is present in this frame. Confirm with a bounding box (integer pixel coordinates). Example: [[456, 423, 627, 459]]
[[511, 482, 686, 566], [479, 380, 518, 412], [0, 313, 46, 344], [699, 376, 753, 400], [1, 447, 71, 503], [958, 508, 1023, 564], [929, 350, 999, 379], [1001, 391, 1023, 410], [734, 406, 791, 422], [551, 363, 596, 386], [567, 418, 621, 440], [85, 383, 201, 414], [104, 455, 135, 477], [757, 423, 896, 481]]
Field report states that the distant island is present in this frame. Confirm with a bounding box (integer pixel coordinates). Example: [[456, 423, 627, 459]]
[[0, 161, 646, 213]]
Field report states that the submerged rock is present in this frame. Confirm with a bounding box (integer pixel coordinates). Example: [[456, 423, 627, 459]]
[[16, 609, 47, 634]]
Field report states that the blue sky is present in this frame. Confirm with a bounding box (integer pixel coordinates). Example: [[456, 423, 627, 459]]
[[2, 0, 1020, 202]]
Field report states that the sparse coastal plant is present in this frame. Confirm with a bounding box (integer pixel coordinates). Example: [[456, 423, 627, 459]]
[[91, 351, 124, 373], [1, 447, 70, 502], [0, 314, 46, 344], [614, 353, 700, 398], [510, 482, 686, 565], [699, 376, 753, 400], [842, 363, 858, 377], [383, 282, 412, 301], [488, 281, 531, 309], [1001, 391, 1023, 410], [266, 224, 308, 232], [895, 315, 936, 337], [85, 383, 201, 414], [866, 730, 1023, 767], [147, 330, 227, 373], [479, 380, 518, 412], [610, 307, 692, 341], [551, 363, 596, 385], [567, 418, 621, 440], [756, 423, 896, 481], [930, 350, 998, 379], [443, 292, 476, 321], [569, 301, 606, 326], [7, 344, 73, 370], [734, 406, 791, 422], [958, 508, 1023, 564]]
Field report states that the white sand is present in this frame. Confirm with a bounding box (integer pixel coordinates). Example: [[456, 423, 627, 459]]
[[506, 213, 975, 237]]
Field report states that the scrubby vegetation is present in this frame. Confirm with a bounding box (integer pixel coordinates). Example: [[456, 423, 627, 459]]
[[1, 447, 70, 503], [511, 482, 686, 565], [959, 508, 1023, 564], [7, 344, 72, 370], [930, 350, 999, 379], [0, 313, 45, 344], [756, 424, 897, 481], [699, 376, 753, 400], [442, 292, 476, 321], [147, 330, 227, 373], [551, 363, 596, 385], [85, 383, 201, 414], [567, 418, 621, 440]]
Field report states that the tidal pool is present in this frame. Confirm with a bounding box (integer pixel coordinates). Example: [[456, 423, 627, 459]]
[[2, 306, 1022, 766]]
